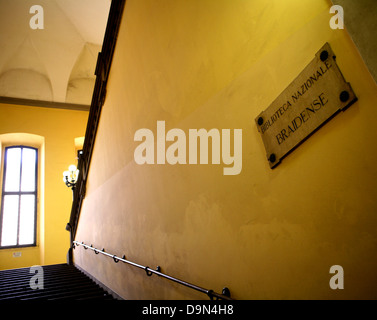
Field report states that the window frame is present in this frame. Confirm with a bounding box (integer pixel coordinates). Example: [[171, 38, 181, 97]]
[[0, 145, 38, 249]]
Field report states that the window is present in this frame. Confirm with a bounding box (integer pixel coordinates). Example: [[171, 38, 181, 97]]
[[0, 146, 38, 248]]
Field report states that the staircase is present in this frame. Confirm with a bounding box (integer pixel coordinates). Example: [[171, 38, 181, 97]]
[[0, 263, 116, 300]]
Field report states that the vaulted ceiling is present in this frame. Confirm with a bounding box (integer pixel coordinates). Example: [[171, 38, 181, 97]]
[[0, 0, 111, 107]]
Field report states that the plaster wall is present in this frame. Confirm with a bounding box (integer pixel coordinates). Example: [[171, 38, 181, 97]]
[[73, 0, 377, 299]]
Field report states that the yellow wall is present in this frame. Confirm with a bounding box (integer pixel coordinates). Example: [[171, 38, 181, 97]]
[[73, 0, 377, 299], [0, 103, 88, 270]]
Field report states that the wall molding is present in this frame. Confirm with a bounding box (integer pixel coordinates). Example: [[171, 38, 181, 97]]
[[0, 96, 90, 111]]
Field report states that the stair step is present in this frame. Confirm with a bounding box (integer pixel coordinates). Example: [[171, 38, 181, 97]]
[[0, 263, 115, 300]]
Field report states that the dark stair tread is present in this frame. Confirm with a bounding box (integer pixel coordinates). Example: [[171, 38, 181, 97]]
[[0, 263, 115, 300]]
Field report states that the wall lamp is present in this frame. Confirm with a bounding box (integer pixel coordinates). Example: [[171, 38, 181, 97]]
[[63, 165, 79, 192]]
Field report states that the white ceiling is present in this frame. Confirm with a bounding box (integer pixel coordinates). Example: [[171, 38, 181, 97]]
[[0, 0, 111, 106]]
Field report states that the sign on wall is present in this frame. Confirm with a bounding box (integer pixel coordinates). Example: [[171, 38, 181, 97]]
[[255, 42, 357, 168]]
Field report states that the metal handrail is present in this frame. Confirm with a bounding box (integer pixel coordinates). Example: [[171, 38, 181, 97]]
[[72, 241, 233, 300]]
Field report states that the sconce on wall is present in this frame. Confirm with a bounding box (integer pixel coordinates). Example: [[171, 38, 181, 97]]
[[63, 165, 79, 192]]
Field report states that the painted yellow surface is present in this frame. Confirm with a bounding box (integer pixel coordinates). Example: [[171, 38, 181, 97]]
[[74, 0, 377, 299], [0, 104, 88, 270]]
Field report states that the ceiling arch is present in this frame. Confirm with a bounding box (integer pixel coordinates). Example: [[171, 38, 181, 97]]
[[0, 0, 110, 107], [66, 43, 100, 104], [0, 69, 53, 101]]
